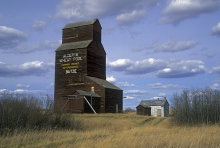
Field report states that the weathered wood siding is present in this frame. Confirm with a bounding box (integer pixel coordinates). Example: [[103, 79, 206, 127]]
[[62, 25, 93, 43], [151, 106, 163, 117], [87, 41, 106, 79], [164, 101, 169, 117], [54, 48, 87, 110], [83, 77, 106, 113], [136, 105, 151, 116], [83, 96, 100, 113], [54, 19, 123, 113], [150, 101, 169, 117], [105, 88, 123, 113]]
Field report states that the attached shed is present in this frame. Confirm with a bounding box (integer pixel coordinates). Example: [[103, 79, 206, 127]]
[[136, 102, 151, 116], [137, 97, 169, 117], [62, 90, 101, 113]]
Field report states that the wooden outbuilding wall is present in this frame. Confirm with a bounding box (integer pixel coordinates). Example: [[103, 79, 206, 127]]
[[136, 105, 151, 116]]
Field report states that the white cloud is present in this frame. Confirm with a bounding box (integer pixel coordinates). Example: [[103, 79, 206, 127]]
[[41, 40, 62, 49], [0, 61, 54, 77], [116, 82, 135, 87], [155, 60, 206, 78], [126, 58, 167, 74], [3, 40, 61, 54], [160, 0, 220, 24], [116, 10, 147, 26], [108, 58, 207, 78], [0, 88, 47, 94], [145, 40, 198, 53], [0, 26, 28, 49], [0, 89, 7, 93], [124, 90, 148, 94], [212, 22, 220, 37], [123, 90, 149, 100], [123, 96, 136, 100], [107, 59, 133, 71], [210, 83, 219, 90], [106, 76, 116, 82], [107, 58, 167, 75], [32, 20, 47, 31], [156, 93, 166, 97], [147, 83, 184, 89], [210, 66, 220, 75], [16, 84, 30, 88], [55, 0, 159, 26]]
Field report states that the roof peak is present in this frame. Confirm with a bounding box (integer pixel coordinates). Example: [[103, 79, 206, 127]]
[[63, 19, 99, 29]]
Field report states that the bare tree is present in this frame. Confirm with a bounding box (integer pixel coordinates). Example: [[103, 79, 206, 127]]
[[171, 87, 220, 125]]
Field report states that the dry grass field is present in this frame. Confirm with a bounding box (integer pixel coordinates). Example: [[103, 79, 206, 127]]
[[1, 112, 220, 148]]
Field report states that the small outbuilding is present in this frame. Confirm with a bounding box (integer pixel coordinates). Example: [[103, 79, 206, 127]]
[[136, 97, 169, 117], [136, 102, 151, 116]]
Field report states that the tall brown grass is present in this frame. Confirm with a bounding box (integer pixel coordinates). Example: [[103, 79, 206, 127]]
[[1, 113, 220, 148]]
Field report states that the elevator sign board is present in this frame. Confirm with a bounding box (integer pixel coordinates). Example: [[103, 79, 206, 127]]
[[59, 52, 82, 74]]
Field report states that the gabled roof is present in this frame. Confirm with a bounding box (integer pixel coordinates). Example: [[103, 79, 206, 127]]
[[137, 102, 151, 108], [56, 40, 92, 51], [140, 99, 167, 106], [63, 19, 98, 29], [86, 76, 122, 90], [75, 90, 100, 97]]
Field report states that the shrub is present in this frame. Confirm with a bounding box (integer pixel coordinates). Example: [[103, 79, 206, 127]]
[[0, 93, 83, 136], [124, 107, 135, 113]]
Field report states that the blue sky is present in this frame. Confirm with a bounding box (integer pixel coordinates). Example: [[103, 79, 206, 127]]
[[0, 0, 220, 109]]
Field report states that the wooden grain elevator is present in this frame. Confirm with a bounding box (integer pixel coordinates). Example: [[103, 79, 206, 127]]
[[54, 19, 123, 113]]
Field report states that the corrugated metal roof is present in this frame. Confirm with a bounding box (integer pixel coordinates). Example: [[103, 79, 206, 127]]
[[140, 99, 167, 106], [75, 90, 100, 97], [56, 40, 92, 51], [86, 76, 122, 90], [63, 19, 98, 29]]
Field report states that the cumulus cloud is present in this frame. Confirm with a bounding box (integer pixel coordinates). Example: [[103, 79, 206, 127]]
[[155, 60, 206, 78], [116, 10, 147, 26], [107, 59, 133, 71], [160, 0, 220, 24], [106, 76, 116, 82], [32, 20, 47, 31], [147, 83, 184, 89], [108, 58, 206, 78], [55, 0, 159, 26], [0, 61, 54, 77], [210, 66, 220, 75], [0, 26, 28, 49], [212, 22, 220, 37], [3, 40, 61, 54], [147, 40, 198, 53], [123, 90, 149, 100], [107, 58, 167, 75]]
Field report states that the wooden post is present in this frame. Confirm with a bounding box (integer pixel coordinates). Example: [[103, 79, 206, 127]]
[[116, 104, 118, 113]]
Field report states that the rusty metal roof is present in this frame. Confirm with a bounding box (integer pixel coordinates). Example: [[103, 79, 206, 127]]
[[56, 40, 92, 51], [63, 19, 98, 29], [86, 76, 122, 90]]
